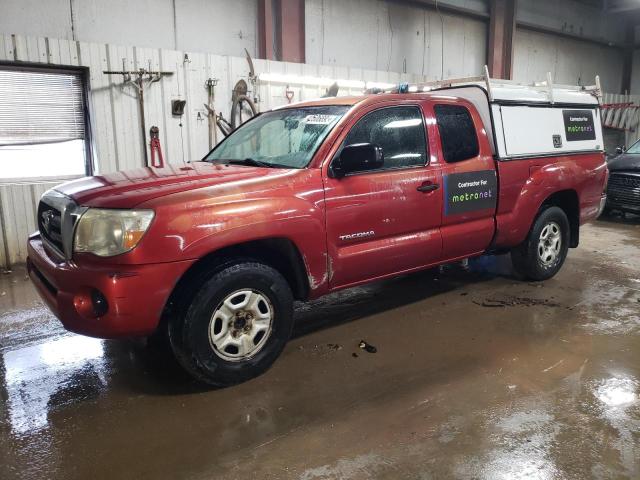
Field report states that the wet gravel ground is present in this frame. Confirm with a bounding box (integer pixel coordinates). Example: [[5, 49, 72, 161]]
[[0, 215, 639, 479]]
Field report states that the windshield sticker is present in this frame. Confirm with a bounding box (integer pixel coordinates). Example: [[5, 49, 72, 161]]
[[563, 109, 596, 141], [444, 170, 497, 216], [304, 114, 339, 125]]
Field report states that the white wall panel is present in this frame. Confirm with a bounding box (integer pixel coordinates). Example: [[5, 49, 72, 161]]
[[73, 0, 175, 50], [0, 0, 259, 57], [80, 42, 117, 174], [513, 29, 624, 94], [0, 0, 73, 41], [305, 0, 487, 79], [175, 0, 258, 57]]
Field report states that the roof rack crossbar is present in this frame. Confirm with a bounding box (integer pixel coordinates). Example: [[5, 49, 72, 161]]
[[383, 65, 601, 102]]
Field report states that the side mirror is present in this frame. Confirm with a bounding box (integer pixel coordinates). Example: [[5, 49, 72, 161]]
[[616, 146, 625, 154], [331, 143, 384, 178]]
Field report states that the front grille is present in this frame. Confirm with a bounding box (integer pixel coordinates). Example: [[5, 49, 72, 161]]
[[36, 190, 83, 259], [38, 201, 64, 254], [607, 173, 640, 208]]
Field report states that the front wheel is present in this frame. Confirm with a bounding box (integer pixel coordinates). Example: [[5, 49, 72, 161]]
[[168, 261, 294, 387], [510, 206, 570, 281]]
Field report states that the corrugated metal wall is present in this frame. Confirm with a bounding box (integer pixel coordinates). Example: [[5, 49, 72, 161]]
[[0, 33, 429, 269]]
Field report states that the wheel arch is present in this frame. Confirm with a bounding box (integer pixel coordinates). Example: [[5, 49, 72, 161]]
[[159, 237, 310, 335], [176, 237, 309, 300], [538, 189, 580, 248]]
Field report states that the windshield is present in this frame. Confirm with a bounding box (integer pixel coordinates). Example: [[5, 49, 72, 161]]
[[204, 105, 350, 168], [625, 139, 640, 154]]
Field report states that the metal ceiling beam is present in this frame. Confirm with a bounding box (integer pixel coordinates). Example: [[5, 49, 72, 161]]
[[280, 0, 305, 63], [258, 0, 305, 63], [488, 0, 516, 79], [257, 0, 276, 60]]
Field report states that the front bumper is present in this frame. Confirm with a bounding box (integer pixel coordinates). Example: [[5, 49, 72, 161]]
[[605, 198, 640, 214], [27, 234, 195, 338]]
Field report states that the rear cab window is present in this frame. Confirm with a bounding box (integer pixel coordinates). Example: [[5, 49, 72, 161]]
[[434, 105, 479, 163]]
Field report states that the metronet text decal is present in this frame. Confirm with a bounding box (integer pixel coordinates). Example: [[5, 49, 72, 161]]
[[562, 109, 596, 141], [444, 170, 497, 215]]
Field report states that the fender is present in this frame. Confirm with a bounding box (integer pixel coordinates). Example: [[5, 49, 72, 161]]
[[493, 154, 604, 249], [178, 198, 329, 295], [100, 169, 332, 296]]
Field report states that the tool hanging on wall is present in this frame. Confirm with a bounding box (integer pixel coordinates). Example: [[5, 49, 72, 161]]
[[245, 48, 259, 104], [216, 113, 233, 138], [103, 60, 173, 167], [149, 126, 164, 168], [171, 99, 187, 116], [214, 48, 260, 138], [230, 79, 258, 128], [203, 78, 219, 149], [285, 85, 294, 103]]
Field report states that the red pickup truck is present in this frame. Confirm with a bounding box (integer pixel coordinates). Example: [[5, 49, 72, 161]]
[[27, 81, 608, 386]]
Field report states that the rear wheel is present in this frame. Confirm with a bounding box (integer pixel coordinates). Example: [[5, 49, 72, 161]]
[[168, 261, 294, 387], [511, 206, 570, 281]]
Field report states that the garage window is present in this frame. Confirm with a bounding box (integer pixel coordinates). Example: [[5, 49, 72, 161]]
[[434, 104, 479, 163], [0, 65, 91, 180]]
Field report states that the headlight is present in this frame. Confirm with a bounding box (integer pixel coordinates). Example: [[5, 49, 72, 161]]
[[74, 209, 154, 257]]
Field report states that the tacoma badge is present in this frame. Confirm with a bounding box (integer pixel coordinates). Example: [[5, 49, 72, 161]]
[[339, 231, 375, 241]]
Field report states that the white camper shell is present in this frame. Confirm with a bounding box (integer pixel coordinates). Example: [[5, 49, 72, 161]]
[[413, 68, 603, 160]]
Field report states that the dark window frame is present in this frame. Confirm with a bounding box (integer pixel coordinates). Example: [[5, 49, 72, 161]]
[[434, 104, 479, 164], [0, 60, 94, 178], [333, 105, 429, 177]]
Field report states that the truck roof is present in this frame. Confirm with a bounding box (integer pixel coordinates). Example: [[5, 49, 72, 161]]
[[277, 93, 447, 109]]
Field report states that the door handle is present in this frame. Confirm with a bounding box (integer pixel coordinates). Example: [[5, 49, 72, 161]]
[[417, 182, 439, 192]]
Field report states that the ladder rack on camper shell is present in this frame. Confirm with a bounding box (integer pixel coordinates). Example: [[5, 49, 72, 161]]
[[378, 65, 602, 106], [382, 66, 604, 160]]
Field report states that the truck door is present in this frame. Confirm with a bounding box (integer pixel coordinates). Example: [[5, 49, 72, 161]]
[[429, 101, 497, 260], [323, 103, 443, 289]]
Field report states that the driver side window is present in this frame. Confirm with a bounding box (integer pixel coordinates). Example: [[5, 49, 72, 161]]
[[344, 106, 427, 169]]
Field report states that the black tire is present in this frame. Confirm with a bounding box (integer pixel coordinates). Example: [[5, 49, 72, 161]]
[[168, 261, 293, 387], [510, 206, 570, 281]]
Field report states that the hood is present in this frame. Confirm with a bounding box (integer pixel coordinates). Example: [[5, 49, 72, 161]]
[[55, 162, 299, 208], [608, 153, 640, 172]]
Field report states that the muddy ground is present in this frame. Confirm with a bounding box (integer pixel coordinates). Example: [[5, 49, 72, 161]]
[[0, 215, 639, 479]]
